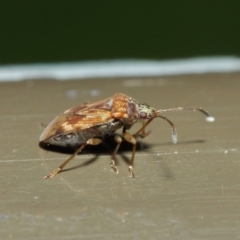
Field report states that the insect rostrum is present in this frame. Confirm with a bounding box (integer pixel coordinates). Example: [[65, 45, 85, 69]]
[[39, 93, 210, 179]]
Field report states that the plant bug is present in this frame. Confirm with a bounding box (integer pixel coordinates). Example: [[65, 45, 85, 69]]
[[40, 93, 211, 179]]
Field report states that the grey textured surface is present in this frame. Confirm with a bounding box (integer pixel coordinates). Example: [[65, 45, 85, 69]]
[[0, 74, 239, 239]]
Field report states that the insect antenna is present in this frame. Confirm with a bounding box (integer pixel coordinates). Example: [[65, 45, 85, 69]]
[[157, 107, 209, 117], [157, 115, 177, 144], [156, 107, 211, 144]]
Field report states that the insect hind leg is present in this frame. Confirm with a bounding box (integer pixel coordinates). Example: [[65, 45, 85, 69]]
[[44, 138, 102, 179]]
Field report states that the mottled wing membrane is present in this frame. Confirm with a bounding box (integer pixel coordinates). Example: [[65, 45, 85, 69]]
[[59, 110, 113, 133], [65, 96, 113, 115], [40, 94, 128, 141], [56, 97, 115, 134]]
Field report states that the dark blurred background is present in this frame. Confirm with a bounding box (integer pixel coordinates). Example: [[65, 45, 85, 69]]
[[1, 0, 240, 65]]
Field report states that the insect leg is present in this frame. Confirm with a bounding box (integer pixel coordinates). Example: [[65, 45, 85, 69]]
[[44, 138, 102, 179], [110, 135, 123, 173], [133, 118, 154, 138], [122, 129, 137, 178]]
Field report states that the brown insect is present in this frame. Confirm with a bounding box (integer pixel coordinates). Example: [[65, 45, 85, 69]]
[[40, 93, 210, 179]]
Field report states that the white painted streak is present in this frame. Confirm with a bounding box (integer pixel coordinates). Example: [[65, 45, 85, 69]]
[[0, 57, 240, 82]]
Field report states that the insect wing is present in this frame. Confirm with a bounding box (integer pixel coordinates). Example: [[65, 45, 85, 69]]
[[66, 96, 114, 114], [59, 97, 115, 134], [61, 109, 113, 133], [40, 97, 114, 142]]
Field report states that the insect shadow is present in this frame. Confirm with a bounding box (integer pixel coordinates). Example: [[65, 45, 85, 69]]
[[39, 135, 206, 175], [39, 134, 152, 173]]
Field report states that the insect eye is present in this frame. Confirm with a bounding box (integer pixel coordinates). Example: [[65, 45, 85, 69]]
[[140, 111, 147, 119], [53, 135, 62, 142]]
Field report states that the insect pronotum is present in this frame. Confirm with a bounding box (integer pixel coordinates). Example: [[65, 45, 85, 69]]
[[40, 93, 211, 179]]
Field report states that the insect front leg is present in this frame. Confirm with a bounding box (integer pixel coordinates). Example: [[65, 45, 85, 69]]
[[44, 138, 102, 179], [133, 119, 154, 139], [122, 128, 137, 178]]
